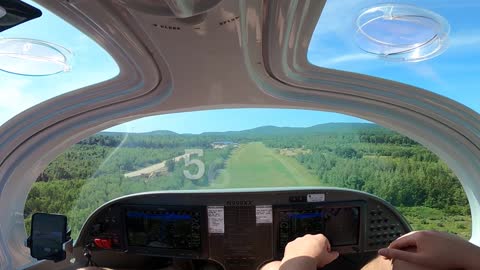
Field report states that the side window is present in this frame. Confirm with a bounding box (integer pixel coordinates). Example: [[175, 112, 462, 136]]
[[24, 109, 471, 239]]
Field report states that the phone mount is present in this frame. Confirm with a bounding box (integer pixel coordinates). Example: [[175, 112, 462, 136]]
[[25, 228, 73, 263]]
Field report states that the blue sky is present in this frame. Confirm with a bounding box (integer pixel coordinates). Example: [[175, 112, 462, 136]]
[[0, 0, 119, 125], [0, 0, 478, 134], [308, 0, 480, 112], [112, 109, 368, 134]]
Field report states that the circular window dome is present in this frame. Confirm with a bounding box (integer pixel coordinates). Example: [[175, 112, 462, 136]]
[[0, 6, 6, 19], [0, 38, 72, 76], [354, 4, 450, 62]]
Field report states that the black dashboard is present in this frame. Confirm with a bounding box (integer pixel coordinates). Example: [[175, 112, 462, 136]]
[[76, 188, 411, 270]]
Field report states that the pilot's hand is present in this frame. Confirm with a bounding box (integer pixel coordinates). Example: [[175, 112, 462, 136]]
[[378, 230, 480, 270], [281, 234, 339, 269]]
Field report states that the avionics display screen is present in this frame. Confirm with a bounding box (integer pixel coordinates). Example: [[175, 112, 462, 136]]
[[278, 207, 360, 249], [126, 209, 201, 250]]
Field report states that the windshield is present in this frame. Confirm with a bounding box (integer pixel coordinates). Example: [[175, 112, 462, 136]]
[[0, 0, 119, 125], [25, 109, 471, 239], [308, 0, 479, 113]]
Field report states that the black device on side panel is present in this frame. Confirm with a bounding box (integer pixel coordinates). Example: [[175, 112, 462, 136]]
[[27, 213, 69, 262], [0, 0, 42, 32], [124, 205, 206, 258]]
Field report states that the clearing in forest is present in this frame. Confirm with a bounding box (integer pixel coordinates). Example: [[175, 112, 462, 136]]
[[123, 153, 190, 178], [212, 142, 322, 188]]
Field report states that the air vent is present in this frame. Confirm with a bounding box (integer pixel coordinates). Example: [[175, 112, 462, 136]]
[[219, 16, 239, 26], [0, 6, 6, 19], [153, 24, 181, 30]]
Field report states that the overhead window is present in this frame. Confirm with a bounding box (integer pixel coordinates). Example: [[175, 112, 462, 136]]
[[0, 0, 119, 126], [307, 0, 479, 113]]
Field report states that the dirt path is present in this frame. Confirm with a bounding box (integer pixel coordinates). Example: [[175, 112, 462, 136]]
[[124, 153, 189, 178]]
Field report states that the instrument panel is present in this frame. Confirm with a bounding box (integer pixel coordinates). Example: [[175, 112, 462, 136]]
[[276, 203, 361, 253], [125, 206, 203, 253], [77, 188, 410, 270]]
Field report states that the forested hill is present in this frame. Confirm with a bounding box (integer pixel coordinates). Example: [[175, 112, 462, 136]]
[[99, 130, 179, 136], [92, 123, 416, 148], [40, 122, 414, 183], [201, 123, 383, 136], [102, 123, 386, 137]]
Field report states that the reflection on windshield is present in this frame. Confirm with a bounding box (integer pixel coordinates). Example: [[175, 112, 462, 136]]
[[24, 110, 471, 239]]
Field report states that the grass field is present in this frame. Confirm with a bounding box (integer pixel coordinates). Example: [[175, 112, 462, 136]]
[[212, 142, 323, 188]]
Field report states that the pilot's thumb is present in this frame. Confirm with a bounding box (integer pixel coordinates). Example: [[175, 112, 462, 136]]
[[378, 248, 416, 263], [319, 251, 340, 268], [326, 250, 340, 262]]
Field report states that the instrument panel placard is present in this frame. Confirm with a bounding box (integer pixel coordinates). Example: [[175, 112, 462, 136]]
[[207, 206, 225, 234], [255, 205, 273, 224]]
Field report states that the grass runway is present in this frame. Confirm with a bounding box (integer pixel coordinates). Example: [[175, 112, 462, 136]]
[[212, 142, 322, 188]]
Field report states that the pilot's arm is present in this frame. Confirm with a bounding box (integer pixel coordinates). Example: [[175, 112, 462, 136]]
[[261, 234, 339, 270]]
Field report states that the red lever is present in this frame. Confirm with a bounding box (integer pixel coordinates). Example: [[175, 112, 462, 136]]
[[101, 239, 112, 249], [93, 238, 112, 249], [94, 238, 104, 248]]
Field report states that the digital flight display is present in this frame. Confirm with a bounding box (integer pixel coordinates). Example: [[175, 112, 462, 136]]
[[278, 207, 360, 250], [126, 209, 201, 250]]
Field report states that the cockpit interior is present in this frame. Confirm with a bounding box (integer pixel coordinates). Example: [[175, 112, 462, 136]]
[[71, 188, 411, 269], [0, 0, 479, 270]]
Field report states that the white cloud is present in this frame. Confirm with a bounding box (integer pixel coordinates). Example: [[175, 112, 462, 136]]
[[0, 78, 38, 126], [409, 63, 448, 88], [314, 53, 375, 67]]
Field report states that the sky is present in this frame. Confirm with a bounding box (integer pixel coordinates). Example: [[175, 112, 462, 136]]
[[111, 109, 368, 134], [308, 0, 480, 112], [0, 0, 478, 134], [0, 0, 119, 125]]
